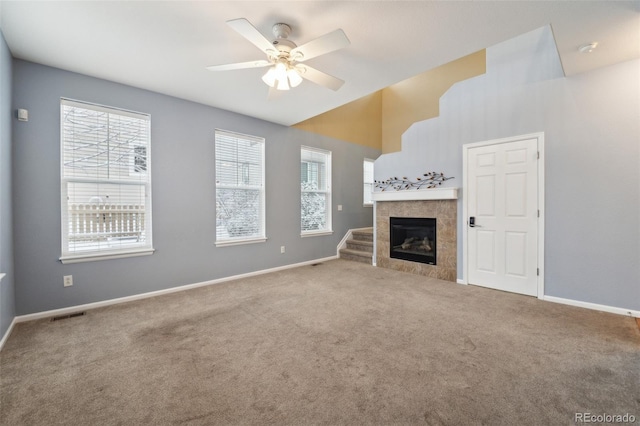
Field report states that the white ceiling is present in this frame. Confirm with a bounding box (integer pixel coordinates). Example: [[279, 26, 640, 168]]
[[1, 1, 638, 126]]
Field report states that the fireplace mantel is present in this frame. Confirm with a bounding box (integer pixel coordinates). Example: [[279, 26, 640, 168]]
[[372, 187, 458, 202]]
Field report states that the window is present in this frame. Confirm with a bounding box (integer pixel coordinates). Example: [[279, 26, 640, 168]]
[[363, 158, 375, 206], [215, 130, 265, 246], [60, 98, 153, 263], [301, 146, 332, 236], [133, 146, 147, 174]]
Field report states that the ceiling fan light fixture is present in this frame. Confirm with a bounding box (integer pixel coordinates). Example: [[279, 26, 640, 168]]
[[262, 64, 292, 90], [262, 67, 277, 87], [287, 68, 303, 88], [275, 61, 288, 80], [261, 60, 301, 91]]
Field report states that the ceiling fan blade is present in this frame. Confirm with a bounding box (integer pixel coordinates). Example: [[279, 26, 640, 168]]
[[206, 60, 271, 71], [226, 18, 276, 55], [267, 86, 283, 101], [298, 65, 345, 91], [290, 29, 350, 62]]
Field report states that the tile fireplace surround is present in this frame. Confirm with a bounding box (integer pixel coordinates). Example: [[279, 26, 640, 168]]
[[374, 188, 457, 282]]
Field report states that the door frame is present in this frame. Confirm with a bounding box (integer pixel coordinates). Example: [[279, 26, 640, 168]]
[[461, 132, 545, 299]]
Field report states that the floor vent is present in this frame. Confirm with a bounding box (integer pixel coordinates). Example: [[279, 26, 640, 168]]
[[50, 311, 86, 322]]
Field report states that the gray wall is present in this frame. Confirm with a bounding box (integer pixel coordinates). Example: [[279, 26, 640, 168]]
[[0, 29, 15, 339], [375, 26, 640, 311], [12, 59, 380, 315]]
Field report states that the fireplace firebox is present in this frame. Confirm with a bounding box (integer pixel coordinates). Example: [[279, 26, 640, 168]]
[[390, 217, 436, 265]]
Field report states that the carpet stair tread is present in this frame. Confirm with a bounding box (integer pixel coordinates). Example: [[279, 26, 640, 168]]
[[339, 248, 373, 264], [346, 239, 373, 253]]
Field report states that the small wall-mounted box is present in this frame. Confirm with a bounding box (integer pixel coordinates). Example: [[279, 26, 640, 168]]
[[17, 109, 29, 122]]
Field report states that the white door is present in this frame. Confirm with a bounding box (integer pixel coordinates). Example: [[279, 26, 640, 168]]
[[466, 137, 539, 296]]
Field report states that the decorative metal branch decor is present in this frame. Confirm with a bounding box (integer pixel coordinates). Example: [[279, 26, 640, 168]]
[[374, 172, 454, 191]]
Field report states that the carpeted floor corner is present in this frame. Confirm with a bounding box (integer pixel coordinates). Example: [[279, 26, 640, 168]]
[[1, 259, 639, 425]]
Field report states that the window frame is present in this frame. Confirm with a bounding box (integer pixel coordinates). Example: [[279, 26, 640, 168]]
[[214, 129, 266, 247], [300, 146, 333, 237], [363, 158, 375, 207], [59, 98, 154, 264]]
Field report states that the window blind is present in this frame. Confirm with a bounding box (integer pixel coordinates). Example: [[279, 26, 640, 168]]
[[301, 146, 332, 234], [215, 130, 265, 244], [60, 98, 152, 262]]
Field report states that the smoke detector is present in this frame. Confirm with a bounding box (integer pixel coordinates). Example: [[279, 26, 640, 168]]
[[578, 42, 598, 54]]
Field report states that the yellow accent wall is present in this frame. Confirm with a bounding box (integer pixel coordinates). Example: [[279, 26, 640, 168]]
[[382, 50, 486, 153], [292, 50, 486, 154], [292, 91, 382, 150]]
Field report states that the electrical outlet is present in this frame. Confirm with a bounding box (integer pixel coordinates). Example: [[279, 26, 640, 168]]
[[63, 275, 73, 287], [337, 205, 343, 211], [280, 246, 286, 254]]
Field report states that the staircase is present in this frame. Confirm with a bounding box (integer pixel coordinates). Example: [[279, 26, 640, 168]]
[[339, 228, 373, 264]]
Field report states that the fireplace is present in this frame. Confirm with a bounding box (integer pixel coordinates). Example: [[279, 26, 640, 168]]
[[390, 217, 436, 265], [374, 196, 457, 282]]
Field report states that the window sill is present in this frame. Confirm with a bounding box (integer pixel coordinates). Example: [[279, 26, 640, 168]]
[[301, 230, 334, 238], [215, 237, 267, 247], [363, 203, 373, 208], [60, 248, 155, 264]]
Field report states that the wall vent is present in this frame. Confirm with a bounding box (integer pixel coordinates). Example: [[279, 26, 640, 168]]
[[50, 311, 86, 322]]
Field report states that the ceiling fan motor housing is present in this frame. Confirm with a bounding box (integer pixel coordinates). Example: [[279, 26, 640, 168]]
[[272, 23, 297, 54], [272, 23, 292, 39]]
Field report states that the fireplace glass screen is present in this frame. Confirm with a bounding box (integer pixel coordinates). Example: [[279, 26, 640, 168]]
[[390, 217, 436, 265]]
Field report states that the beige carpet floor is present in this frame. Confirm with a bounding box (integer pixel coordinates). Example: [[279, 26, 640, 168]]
[[1, 259, 639, 425]]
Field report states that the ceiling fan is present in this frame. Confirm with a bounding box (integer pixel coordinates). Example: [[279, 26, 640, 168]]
[[207, 18, 350, 91]]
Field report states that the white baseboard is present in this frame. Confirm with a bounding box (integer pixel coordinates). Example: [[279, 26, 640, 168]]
[[0, 317, 18, 352], [13, 255, 338, 325], [337, 230, 353, 257], [457, 279, 467, 285], [543, 295, 640, 318]]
